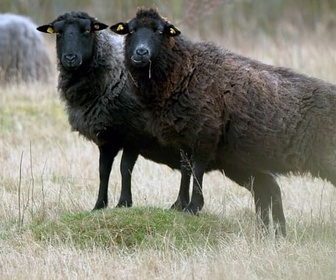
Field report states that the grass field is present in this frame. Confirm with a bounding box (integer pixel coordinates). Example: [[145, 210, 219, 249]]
[[1, 32, 336, 279]]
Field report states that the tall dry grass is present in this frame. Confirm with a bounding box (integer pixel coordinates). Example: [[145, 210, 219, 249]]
[[1, 14, 336, 280]]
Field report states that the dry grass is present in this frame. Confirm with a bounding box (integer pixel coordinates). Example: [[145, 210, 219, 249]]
[[1, 30, 336, 280]]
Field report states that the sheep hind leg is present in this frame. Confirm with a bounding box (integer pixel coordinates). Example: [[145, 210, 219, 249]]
[[253, 173, 286, 237], [224, 166, 286, 237], [317, 166, 336, 189]]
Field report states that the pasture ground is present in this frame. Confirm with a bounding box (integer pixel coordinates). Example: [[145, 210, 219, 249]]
[[1, 33, 336, 279]]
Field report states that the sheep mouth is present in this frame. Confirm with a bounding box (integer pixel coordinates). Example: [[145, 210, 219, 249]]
[[131, 55, 150, 67], [62, 64, 81, 71], [61, 58, 82, 70]]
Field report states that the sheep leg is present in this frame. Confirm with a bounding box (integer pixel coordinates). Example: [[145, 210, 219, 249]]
[[224, 167, 271, 234], [183, 161, 206, 214], [171, 166, 191, 211], [92, 144, 120, 210], [224, 166, 286, 237], [317, 165, 336, 188], [270, 183, 286, 237], [117, 148, 139, 207], [253, 174, 286, 237], [252, 183, 271, 236]]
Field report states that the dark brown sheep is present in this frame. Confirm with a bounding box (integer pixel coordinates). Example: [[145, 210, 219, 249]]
[[111, 8, 336, 236]]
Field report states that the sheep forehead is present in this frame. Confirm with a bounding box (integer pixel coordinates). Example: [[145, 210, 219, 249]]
[[135, 7, 166, 19], [53, 17, 91, 31], [131, 18, 162, 30], [53, 11, 94, 26], [133, 8, 167, 28]]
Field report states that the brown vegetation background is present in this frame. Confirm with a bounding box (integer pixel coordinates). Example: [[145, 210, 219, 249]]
[[1, 1, 336, 279], [2, 0, 336, 40]]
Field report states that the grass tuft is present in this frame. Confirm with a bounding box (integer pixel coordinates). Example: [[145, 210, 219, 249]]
[[30, 207, 231, 250]]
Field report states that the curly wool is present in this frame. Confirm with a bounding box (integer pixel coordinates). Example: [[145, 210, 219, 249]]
[[55, 12, 182, 170], [58, 28, 130, 144], [126, 8, 336, 180]]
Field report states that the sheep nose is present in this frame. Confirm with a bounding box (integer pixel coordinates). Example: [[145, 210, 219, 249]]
[[64, 54, 78, 63], [136, 47, 149, 56]]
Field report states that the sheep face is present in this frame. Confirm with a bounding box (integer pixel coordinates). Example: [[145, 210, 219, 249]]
[[110, 8, 180, 68], [37, 12, 108, 70]]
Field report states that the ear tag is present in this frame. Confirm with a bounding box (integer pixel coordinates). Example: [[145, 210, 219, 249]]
[[116, 24, 124, 31], [93, 24, 100, 30], [47, 27, 54, 34], [170, 27, 176, 35]]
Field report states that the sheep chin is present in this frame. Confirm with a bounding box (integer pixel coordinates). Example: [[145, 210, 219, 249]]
[[131, 56, 150, 68], [62, 61, 82, 71], [62, 64, 81, 71]]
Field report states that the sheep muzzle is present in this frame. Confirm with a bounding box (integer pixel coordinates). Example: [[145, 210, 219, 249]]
[[131, 46, 151, 67], [62, 53, 82, 70]]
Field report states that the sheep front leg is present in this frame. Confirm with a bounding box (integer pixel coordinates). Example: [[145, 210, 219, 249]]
[[93, 144, 120, 210], [183, 160, 206, 214], [171, 165, 191, 211], [117, 148, 139, 207]]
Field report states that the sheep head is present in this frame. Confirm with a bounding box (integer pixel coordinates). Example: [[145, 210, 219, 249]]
[[110, 8, 180, 69], [37, 11, 108, 71]]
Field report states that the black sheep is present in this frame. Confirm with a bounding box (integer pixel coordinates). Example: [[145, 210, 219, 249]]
[[110, 7, 336, 236], [36, 11, 187, 210], [37, 12, 286, 237]]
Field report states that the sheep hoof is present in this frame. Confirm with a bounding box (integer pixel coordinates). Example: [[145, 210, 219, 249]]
[[92, 201, 108, 211], [116, 201, 132, 208], [170, 200, 189, 211], [182, 206, 200, 216]]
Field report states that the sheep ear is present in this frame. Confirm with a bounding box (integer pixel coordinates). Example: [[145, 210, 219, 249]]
[[164, 24, 181, 37], [110, 22, 129, 35], [36, 24, 54, 34], [92, 21, 108, 31]]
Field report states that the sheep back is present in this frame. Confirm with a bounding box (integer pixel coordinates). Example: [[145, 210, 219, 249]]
[[118, 8, 336, 177]]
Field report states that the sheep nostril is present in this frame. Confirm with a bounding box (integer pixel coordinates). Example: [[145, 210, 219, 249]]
[[64, 54, 77, 63], [136, 48, 149, 56]]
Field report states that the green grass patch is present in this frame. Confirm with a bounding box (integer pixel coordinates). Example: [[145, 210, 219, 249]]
[[30, 207, 231, 250], [0, 100, 66, 132]]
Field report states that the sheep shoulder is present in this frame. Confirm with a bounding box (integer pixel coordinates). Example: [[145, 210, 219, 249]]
[[58, 31, 128, 144], [133, 38, 229, 153]]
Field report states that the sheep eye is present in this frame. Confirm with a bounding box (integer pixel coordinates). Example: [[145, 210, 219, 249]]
[[129, 29, 135, 34], [156, 29, 163, 34], [84, 29, 90, 34]]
